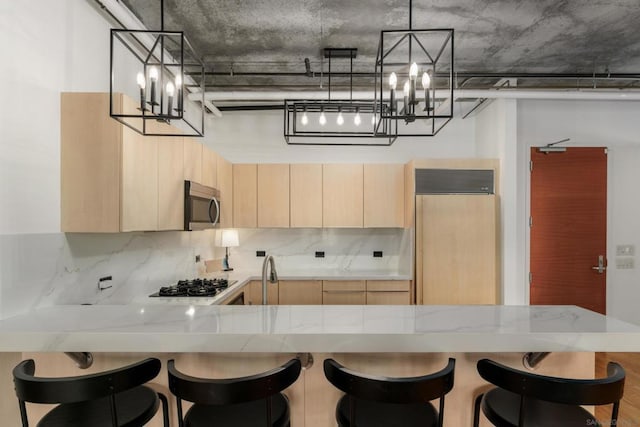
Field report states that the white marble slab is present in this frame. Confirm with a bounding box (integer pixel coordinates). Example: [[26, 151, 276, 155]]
[[1, 305, 639, 353]]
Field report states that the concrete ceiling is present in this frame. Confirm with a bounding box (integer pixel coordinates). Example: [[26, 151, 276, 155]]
[[121, 0, 640, 92]]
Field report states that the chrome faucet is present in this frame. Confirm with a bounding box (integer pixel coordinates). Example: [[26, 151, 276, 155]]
[[261, 254, 278, 304]]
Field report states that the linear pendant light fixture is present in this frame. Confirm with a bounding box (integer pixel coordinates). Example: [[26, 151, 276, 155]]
[[374, 0, 454, 137], [109, 0, 205, 137], [284, 48, 396, 146]]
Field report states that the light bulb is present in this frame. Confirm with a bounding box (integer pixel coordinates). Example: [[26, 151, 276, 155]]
[[389, 72, 397, 90], [354, 111, 361, 126], [409, 62, 418, 80], [403, 80, 410, 97], [175, 74, 182, 88], [337, 111, 344, 126], [422, 71, 431, 89], [301, 111, 308, 126], [319, 111, 327, 126], [166, 81, 175, 96], [136, 72, 146, 89], [149, 66, 158, 81]]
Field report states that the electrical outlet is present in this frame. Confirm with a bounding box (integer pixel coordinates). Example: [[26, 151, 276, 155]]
[[195, 255, 201, 263], [616, 257, 635, 269], [256, 250, 266, 257], [315, 251, 325, 258], [373, 251, 383, 258]]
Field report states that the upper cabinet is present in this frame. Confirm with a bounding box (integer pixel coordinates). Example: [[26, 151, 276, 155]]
[[233, 164, 257, 228], [257, 164, 290, 228], [322, 164, 364, 227], [62, 92, 162, 232], [290, 164, 323, 228], [217, 155, 233, 228], [363, 164, 405, 228], [201, 146, 218, 188], [157, 135, 184, 231], [183, 138, 203, 183]]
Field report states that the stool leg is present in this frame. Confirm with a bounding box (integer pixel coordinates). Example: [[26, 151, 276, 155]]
[[158, 392, 170, 427], [472, 393, 484, 427]]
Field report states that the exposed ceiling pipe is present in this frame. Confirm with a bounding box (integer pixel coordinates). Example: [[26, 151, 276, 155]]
[[190, 89, 640, 103]]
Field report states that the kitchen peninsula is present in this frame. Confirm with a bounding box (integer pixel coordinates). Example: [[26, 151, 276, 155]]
[[1, 304, 640, 426]]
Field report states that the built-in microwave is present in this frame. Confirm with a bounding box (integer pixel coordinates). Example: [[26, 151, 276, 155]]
[[184, 180, 221, 231]]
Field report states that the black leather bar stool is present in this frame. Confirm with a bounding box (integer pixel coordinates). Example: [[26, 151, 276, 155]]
[[473, 358, 625, 427], [13, 357, 169, 427], [167, 357, 302, 427], [323, 357, 456, 427]]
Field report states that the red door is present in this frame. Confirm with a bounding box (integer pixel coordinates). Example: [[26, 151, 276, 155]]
[[530, 147, 607, 314]]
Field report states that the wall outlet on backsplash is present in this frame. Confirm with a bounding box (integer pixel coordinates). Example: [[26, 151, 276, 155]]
[[256, 250, 266, 257], [195, 254, 201, 263], [373, 251, 383, 258], [315, 251, 325, 258]]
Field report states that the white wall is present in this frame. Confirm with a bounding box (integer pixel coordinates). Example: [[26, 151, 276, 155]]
[[0, 1, 113, 234], [205, 104, 477, 163], [475, 99, 525, 305], [518, 99, 640, 323]]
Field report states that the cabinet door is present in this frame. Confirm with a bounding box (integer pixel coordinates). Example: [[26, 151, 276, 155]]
[[158, 136, 184, 230], [61, 92, 121, 232], [258, 164, 290, 228], [121, 124, 158, 231], [245, 280, 279, 305], [416, 195, 497, 304], [322, 281, 366, 305], [322, 164, 363, 227], [364, 164, 405, 227], [290, 164, 322, 228], [233, 164, 257, 228], [217, 156, 233, 228], [201, 146, 218, 188], [183, 139, 203, 183], [366, 280, 411, 305], [279, 281, 322, 304]]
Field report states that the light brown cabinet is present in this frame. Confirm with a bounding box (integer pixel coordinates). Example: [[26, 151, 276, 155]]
[[364, 164, 405, 227], [183, 139, 203, 183], [416, 194, 497, 305], [157, 136, 185, 230], [217, 155, 233, 228], [322, 164, 363, 227], [233, 164, 257, 228], [290, 164, 323, 228], [365, 280, 411, 305], [258, 164, 290, 228], [322, 280, 366, 304], [279, 280, 322, 304], [245, 280, 279, 305], [201, 146, 218, 188], [61, 92, 165, 232]]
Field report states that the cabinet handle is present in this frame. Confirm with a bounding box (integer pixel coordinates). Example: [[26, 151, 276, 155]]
[[323, 290, 364, 294], [209, 197, 220, 226], [367, 290, 407, 293]]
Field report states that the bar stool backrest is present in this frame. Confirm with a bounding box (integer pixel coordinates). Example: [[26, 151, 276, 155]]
[[323, 357, 456, 404], [167, 358, 302, 405], [13, 358, 162, 404]]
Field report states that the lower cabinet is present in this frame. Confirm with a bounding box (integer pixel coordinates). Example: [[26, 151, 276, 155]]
[[279, 280, 322, 305], [244, 280, 279, 305], [365, 280, 411, 305], [322, 281, 366, 305]]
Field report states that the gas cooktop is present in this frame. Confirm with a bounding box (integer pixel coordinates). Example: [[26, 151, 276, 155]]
[[149, 278, 236, 298]]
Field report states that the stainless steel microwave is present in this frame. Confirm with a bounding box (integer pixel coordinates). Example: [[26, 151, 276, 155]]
[[184, 181, 221, 231]]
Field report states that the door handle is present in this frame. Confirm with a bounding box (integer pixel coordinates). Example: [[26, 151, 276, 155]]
[[591, 255, 606, 274]]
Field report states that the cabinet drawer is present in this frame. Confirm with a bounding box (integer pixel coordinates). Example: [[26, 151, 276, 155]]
[[366, 280, 410, 292], [322, 280, 365, 292], [366, 291, 410, 305], [322, 290, 366, 305]]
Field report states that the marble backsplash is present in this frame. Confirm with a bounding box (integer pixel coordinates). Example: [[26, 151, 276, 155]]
[[0, 228, 411, 319]]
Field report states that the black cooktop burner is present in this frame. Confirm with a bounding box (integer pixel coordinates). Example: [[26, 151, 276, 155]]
[[152, 278, 231, 297]]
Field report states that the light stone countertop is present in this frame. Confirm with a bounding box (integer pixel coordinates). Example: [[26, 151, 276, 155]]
[[1, 304, 640, 353]]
